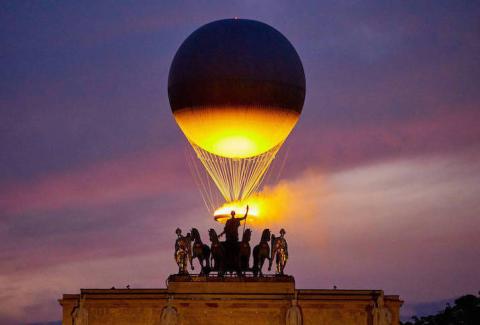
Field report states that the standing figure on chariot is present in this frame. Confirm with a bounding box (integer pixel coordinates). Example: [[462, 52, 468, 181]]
[[219, 205, 249, 242], [269, 228, 289, 275], [174, 228, 192, 275], [218, 205, 249, 275]]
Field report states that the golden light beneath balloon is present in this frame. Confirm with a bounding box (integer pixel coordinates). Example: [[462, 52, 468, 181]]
[[213, 201, 260, 223], [173, 106, 299, 158], [212, 192, 287, 226]]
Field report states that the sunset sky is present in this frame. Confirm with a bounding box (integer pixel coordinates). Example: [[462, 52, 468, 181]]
[[1, 1, 479, 324]]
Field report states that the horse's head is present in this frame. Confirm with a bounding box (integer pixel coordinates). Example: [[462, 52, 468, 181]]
[[261, 229, 271, 242], [242, 229, 252, 242], [208, 228, 218, 242], [191, 228, 200, 241]]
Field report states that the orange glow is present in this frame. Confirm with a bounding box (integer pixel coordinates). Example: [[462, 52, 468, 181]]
[[173, 106, 299, 158], [213, 201, 259, 223], [213, 194, 275, 225], [213, 178, 320, 227]]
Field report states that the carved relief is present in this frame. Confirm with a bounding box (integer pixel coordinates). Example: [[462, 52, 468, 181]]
[[72, 297, 88, 325], [372, 295, 392, 325]]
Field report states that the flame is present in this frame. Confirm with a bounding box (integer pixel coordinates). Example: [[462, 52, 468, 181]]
[[213, 178, 319, 227], [213, 200, 260, 223], [212, 191, 279, 225]]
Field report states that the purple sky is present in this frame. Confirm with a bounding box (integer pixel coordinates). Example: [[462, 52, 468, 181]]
[[1, 1, 480, 324]]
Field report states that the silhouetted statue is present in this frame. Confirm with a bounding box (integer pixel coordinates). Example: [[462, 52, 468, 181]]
[[253, 228, 271, 276], [173, 212, 292, 278], [219, 206, 249, 276], [269, 228, 289, 275], [191, 228, 211, 275], [174, 228, 192, 275], [219, 205, 249, 242], [208, 228, 225, 275], [239, 228, 252, 274]]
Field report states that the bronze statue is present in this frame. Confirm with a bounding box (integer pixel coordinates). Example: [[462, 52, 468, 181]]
[[269, 228, 288, 275], [173, 212, 291, 278], [218, 206, 249, 276], [190, 228, 211, 275], [208, 228, 225, 275], [219, 205, 249, 242], [252, 228, 271, 276], [239, 228, 252, 274], [174, 228, 192, 275]]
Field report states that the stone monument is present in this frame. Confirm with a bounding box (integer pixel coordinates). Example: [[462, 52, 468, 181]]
[[59, 225, 402, 324]]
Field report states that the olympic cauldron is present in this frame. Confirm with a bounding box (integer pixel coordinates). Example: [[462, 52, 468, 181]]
[[168, 18, 301, 277], [168, 18, 306, 217]]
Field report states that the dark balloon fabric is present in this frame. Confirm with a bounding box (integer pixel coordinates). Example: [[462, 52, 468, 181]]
[[168, 19, 306, 113]]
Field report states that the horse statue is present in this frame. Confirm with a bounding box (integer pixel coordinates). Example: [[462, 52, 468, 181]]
[[239, 228, 252, 274], [190, 228, 211, 275], [174, 228, 192, 275], [252, 228, 271, 277], [208, 228, 225, 275], [269, 228, 289, 275]]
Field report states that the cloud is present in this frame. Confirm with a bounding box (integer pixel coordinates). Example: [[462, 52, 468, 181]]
[[284, 109, 480, 177], [0, 250, 173, 324], [1, 151, 479, 323], [0, 146, 202, 276], [221, 149, 480, 316], [266, 152, 480, 316], [0, 147, 191, 217]]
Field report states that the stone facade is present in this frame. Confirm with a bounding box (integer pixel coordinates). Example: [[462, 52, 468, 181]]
[[59, 276, 402, 325]]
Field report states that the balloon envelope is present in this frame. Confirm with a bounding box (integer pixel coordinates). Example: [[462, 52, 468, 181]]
[[173, 106, 299, 158], [168, 19, 305, 159]]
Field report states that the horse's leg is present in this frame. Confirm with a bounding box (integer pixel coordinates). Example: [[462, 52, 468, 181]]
[[218, 259, 224, 277], [235, 244, 242, 277], [200, 254, 204, 273], [217, 250, 224, 277], [252, 246, 259, 277], [204, 247, 211, 276], [212, 250, 217, 271], [236, 260, 242, 277], [190, 253, 195, 272], [205, 246, 211, 269], [240, 255, 246, 275], [259, 257, 264, 276]]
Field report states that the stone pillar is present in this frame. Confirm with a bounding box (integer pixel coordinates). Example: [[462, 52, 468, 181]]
[[286, 291, 302, 325]]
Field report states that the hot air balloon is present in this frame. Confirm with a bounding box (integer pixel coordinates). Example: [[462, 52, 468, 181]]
[[168, 19, 305, 218]]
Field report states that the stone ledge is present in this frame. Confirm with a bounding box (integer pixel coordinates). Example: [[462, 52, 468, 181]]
[[58, 282, 403, 325], [167, 274, 295, 282]]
